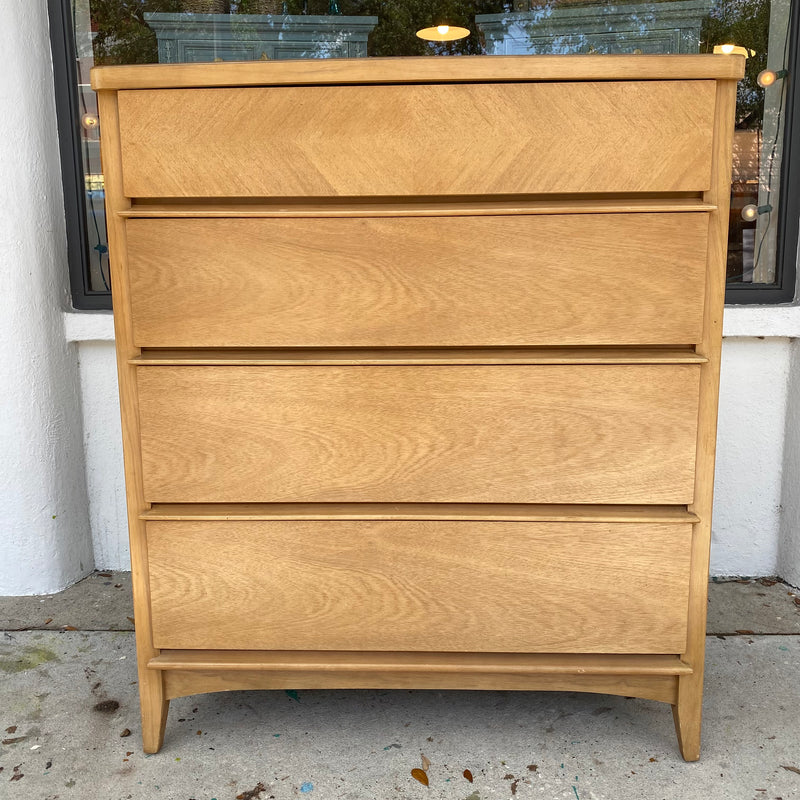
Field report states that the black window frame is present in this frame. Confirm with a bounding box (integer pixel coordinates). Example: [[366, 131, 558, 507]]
[[49, 0, 799, 310], [727, 0, 799, 305], [49, 0, 111, 310]]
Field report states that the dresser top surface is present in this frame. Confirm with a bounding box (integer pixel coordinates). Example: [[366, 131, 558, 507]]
[[90, 53, 745, 91]]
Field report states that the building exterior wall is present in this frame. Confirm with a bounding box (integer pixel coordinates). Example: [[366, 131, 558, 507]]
[[0, 0, 798, 593], [75, 339, 127, 569], [779, 338, 800, 588], [714, 337, 791, 577], [0, 0, 94, 594]]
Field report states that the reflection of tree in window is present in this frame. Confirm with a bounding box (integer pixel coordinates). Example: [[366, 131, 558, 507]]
[[701, 0, 769, 128], [700, 0, 776, 285], [91, 0, 183, 64]]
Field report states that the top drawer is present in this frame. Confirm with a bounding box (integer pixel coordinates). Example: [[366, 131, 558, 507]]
[[116, 81, 716, 198]]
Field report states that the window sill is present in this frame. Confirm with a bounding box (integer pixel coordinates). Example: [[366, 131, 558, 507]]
[[62, 306, 800, 345], [64, 311, 115, 342], [722, 305, 800, 338]]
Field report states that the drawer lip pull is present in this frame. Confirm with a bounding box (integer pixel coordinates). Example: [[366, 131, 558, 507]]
[[130, 348, 709, 367], [140, 503, 700, 524], [118, 198, 718, 218], [147, 650, 693, 676]]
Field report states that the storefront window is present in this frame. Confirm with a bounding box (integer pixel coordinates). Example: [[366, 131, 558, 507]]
[[51, 0, 798, 307]]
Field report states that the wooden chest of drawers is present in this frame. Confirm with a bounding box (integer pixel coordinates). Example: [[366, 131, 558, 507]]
[[91, 54, 743, 759]]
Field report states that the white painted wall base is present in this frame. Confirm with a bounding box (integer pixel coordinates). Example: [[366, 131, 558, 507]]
[[76, 341, 128, 569], [713, 338, 791, 577], [779, 338, 800, 587]]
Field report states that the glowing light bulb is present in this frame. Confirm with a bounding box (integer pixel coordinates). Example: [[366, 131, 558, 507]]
[[741, 204, 758, 222], [757, 68, 788, 88], [713, 44, 750, 57], [759, 69, 776, 87], [81, 113, 99, 130], [415, 24, 470, 41]]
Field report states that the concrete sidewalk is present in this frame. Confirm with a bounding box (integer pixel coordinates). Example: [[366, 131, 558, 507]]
[[1, 576, 799, 800]]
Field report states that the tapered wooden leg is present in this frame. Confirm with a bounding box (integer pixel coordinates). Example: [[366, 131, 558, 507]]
[[140, 668, 169, 754], [672, 674, 702, 762]]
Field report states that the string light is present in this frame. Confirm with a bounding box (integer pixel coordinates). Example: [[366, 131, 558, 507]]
[[757, 68, 788, 88], [741, 203, 773, 222], [750, 14, 792, 277]]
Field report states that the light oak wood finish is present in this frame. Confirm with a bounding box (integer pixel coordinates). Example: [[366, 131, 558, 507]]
[[140, 503, 700, 523], [673, 78, 739, 763], [127, 214, 708, 348], [95, 92, 168, 754], [90, 53, 746, 90], [117, 82, 715, 197], [119, 197, 718, 217], [161, 669, 680, 704], [153, 650, 688, 701], [147, 520, 692, 652], [93, 55, 742, 756], [137, 364, 701, 504], [156, 650, 691, 703], [130, 348, 708, 366], [149, 651, 692, 675]]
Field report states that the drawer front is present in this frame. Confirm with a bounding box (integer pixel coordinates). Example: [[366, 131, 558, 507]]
[[127, 214, 708, 348], [147, 519, 692, 652], [137, 365, 700, 504], [117, 81, 715, 197]]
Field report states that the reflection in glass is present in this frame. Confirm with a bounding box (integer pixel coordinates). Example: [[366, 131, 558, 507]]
[[69, 0, 789, 290]]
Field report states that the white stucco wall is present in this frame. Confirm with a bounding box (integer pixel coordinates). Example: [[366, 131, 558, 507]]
[[0, 1, 94, 594], [62, 315, 130, 569], [713, 338, 791, 576], [779, 338, 800, 588], [76, 340, 128, 568]]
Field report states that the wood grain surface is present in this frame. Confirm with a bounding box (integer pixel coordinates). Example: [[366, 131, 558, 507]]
[[673, 77, 739, 763], [149, 650, 692, 674], [127, 214, 709, 347], [119, 197, 717, 218], [147, 520, 692, 652], [117, 81, 715, 197], [97, 55, 738, 755], [95, 90, 169, 754], [140, 503, 699, 523], [91, 54, 745, 91], [137, 364, 701, 504], [161, 669, 679, 704], [129, 348, 708, 366]]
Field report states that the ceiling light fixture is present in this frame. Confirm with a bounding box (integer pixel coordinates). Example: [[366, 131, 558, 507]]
[[416, 24, 470, 42], [713, 44, 753, 57]]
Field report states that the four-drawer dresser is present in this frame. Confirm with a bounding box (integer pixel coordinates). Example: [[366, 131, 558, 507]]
[[90, 54, 744, 758]]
